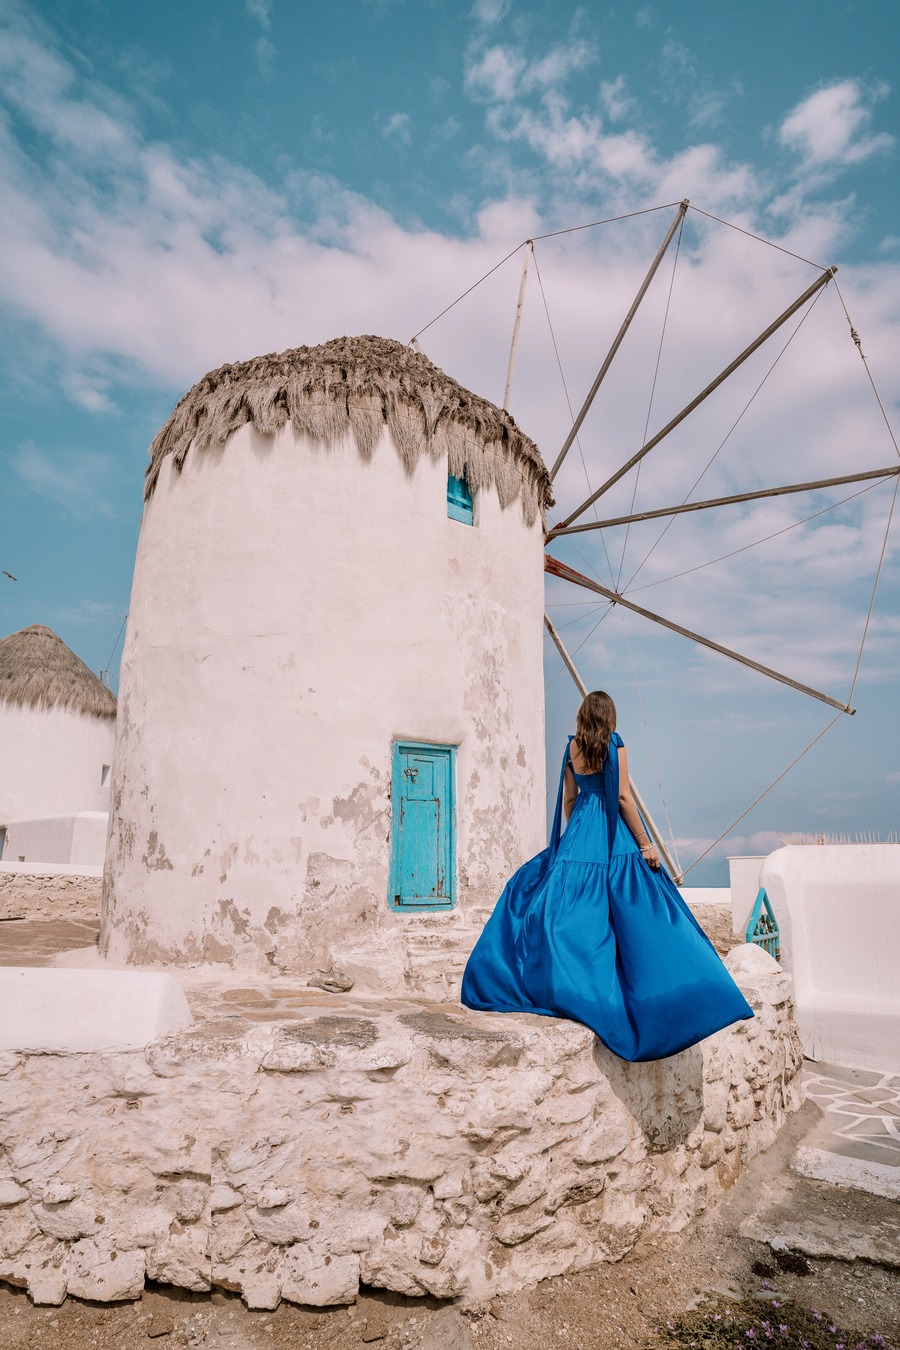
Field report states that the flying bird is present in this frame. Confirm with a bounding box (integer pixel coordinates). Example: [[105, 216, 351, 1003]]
[[2, 571, 16, 581]]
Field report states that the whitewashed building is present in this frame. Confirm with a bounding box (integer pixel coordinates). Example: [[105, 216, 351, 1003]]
[[101, 336, 553, 989], [0, 625, 117, 865]]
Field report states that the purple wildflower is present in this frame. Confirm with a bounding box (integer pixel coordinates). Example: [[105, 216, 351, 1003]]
[[762, 1280, 774, 1290], [779, 1328, 788, 1336]]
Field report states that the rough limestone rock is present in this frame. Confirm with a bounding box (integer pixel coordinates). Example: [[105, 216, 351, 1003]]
[[0, 871, 101, 921], [0, 960, 803, 1307]]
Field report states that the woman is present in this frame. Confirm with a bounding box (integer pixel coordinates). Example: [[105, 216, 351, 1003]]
[[461, 691, 753, 1061]]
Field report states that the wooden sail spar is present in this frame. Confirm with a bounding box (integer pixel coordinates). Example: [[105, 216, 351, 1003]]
[[548, 464, 900, 536], [548, 200, 690, 481], [552, 266, 837, 531], [544, 554, 855, 715], [410, 201, 896, 868]]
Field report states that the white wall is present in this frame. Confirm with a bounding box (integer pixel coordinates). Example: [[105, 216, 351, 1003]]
[[728, 856, 767, 937], [0, 861, 103, 879], [1, 812, 109, 867], [102, 424, 547, 983], [0, 702, 116, 825], [761, 844, 900, 1071]]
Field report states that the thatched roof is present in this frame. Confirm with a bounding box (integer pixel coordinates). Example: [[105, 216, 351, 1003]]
[[0, 625, 117, 719], [145, 335, 553, 525]]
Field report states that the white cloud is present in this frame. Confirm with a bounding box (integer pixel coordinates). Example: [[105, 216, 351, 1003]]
[[60, 373, 115, 413], [472, 0, 510, 25], [465, 45, 526, 103], [246, 0, 272, 29], [600, 76, 637, 124], [12, 443, 117, 519], [51, 598, 122, 627], [779, 79, 894, 169], [382, 112, 412, 146], [465, 39, 596, 104], [674, 829, 787, 862], [0, 9, 136, 164], [0, 0, 897, 716], [255, 35, 276, 77]]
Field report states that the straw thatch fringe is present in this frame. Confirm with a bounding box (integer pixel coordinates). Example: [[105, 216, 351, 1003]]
[[145, 336, 553, 526], [0, 625, 116, 719]]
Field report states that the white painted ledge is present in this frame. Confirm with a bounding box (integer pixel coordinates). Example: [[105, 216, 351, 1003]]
[[793, 1145, 900, 1202], [0, 861, 103, 879], [0, 968, 193, 1053]]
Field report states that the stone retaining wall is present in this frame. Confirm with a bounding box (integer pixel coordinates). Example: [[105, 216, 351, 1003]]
[[0, 872, 101, 922], [0, 947, 802, 1308]]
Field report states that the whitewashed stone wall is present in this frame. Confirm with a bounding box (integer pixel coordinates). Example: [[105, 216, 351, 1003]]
[[762, 843, 900, 1072], [0, 949, 801, 1307], [0, 702, 115, 826]]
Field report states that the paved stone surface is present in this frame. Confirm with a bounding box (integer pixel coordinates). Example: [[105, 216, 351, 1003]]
[[738, 1097, 900, 1266], [800, 1060, 900, 1167]]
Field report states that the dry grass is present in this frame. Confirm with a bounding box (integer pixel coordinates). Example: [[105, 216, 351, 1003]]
[[145, 334, 553, 525], [646, 1299, 897, 1350], [0, 624, 116, 719]]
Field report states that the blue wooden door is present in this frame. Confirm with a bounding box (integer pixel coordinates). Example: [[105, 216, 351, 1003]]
[[389, 743, 455, 910]]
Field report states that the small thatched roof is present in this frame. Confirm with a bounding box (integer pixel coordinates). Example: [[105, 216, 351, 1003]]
[[0, 625, 117, 719], [145, 335, 553, 525]]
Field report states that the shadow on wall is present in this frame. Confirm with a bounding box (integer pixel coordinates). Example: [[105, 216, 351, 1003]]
[[599, 1044, 705, 1152]]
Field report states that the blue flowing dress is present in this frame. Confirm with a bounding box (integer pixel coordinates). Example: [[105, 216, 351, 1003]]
[[461, 735, 753, 1061]]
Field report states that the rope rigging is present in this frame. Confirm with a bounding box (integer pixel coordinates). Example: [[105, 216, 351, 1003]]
[[410, 202, 899, 878], [618, 283, 828, 594], [615, 209, 686, 590]]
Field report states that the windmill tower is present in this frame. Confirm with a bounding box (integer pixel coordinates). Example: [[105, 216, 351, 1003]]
[[101, 336, 552, 989], [0, 624, 117, 864]]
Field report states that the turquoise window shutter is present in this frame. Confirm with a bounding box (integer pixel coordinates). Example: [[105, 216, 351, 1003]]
[[389, 742, 456, 910], [447, 472, 474, 525]]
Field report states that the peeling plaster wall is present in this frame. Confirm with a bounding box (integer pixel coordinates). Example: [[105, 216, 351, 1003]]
[[0, 704, 116, 830], [0, 952, 803, 1308], [102, 425, 546, 981]]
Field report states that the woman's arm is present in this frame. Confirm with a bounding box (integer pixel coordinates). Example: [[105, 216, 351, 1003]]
[[563, 763, 578, 821], [617, 745, 660, 870]]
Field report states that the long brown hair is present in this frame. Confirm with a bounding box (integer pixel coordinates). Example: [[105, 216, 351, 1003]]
[[574, 690, 616, 773]]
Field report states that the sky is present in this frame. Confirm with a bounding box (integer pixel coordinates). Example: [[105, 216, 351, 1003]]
[[1, 0, 898, 884]]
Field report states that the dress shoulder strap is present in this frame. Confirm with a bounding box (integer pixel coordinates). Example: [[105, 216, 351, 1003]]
[[602, 733, 621, 856], [547, 737, 574, 859]]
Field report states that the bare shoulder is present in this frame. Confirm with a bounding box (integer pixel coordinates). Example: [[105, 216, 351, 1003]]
[[569, 740, 586, 773]]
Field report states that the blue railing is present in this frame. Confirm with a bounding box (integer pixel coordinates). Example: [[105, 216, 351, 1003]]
[[746, 887, 781, 962]]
